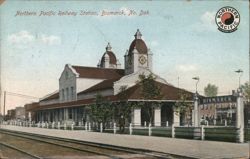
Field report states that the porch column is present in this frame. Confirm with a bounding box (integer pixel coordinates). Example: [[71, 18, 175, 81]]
[[173, 110, 180, 126], [64, 108, 68, 121], [194, 93, 199, 127], [154, 107, 161, 126], [28, 112, 31, 122], [192, 110, 194, 126], [59, 109, 62, 121], [41, 112, 44, 122], [47, 111, 51, 122], [74, 108, 77, 122], [54, 110, 58, 122], [53, 110, 55, 122], [132, 108, 141, 126], [236, 89, 244, 143]]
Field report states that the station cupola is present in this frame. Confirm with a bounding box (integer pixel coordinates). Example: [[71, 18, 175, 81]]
[[124, 29, 153, 75], [98, 43, 121, 69]]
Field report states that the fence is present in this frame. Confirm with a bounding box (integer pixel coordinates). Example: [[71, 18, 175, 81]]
[[2, 120, 246, 143], [244, 128, 250, 141], [204, 127, 238, 142]]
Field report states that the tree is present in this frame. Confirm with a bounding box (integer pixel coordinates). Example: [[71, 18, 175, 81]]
[[138, 73, 162, 124], [116, 86, 133, 133], [174, 91, 193, 126], [117, 86, 134, 119], [204, 83, 218, 97], [90, 93, 114, 130], [240, 82, 250, 100]]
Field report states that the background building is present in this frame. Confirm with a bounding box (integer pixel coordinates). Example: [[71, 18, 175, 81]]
[[15, 106, 25, 120], [6, 109, 15, 120], [5, 106, 26, 121], [199, 95, 237, 125]]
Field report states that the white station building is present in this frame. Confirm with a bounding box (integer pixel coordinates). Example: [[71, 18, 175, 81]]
[[27, 29, 193, 127]]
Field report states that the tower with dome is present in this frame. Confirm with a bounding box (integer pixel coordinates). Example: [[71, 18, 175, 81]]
[[125, 29, 153, 75]]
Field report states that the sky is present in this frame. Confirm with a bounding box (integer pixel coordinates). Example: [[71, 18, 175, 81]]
[[0, 0, 249, 114]]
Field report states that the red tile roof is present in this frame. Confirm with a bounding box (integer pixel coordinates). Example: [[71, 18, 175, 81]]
[[25, 102, 40, 111], [101, 51, 117, 65], [32, 96, 116, 111], [116, 81, 193, 101], [40, 92, 59, 102], [30, 81, 193, 111], [77, 77, 121, 95], [128, 39, 148, 55], [72, 65, 124, 79]]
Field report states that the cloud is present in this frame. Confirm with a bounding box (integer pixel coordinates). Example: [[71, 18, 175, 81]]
[[150, 40, 159, 47], [201, 11, 216, 26], [192, 11, 216, 32], [40, 34, 61, 45], [7, 31, 61, 47], [7, 31, 34, 44], [177, 64, 198, 72]]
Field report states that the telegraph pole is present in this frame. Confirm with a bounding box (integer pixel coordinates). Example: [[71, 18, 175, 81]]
[[2, 91, 39, 121]]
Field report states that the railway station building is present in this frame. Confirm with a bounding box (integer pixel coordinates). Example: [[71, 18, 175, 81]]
[[27, 29, 194, 127]]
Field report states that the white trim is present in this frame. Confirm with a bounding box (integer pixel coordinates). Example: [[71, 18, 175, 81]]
[[67, 64, 79, 77], [127, 99, 193, 102]]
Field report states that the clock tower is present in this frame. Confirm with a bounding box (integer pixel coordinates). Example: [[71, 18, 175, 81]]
[[124, 29, 153, 75]]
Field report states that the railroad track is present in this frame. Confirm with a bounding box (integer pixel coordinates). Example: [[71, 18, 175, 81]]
[[0, 128, 194, 159], [0, 141, 41, 159]]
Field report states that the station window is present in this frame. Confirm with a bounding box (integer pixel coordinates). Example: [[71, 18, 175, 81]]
[[71, 87, 74, 100], [62, 89, 65, 100], [65, 71, 69, 79], [66, 87, 69, 101]]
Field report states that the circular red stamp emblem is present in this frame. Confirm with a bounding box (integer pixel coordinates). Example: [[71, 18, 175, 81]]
[[215, 6, 240, 33]]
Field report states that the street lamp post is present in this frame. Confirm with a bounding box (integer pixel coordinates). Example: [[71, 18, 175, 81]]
[[192, 77, 200, 93], [235, 69, 244, 143], [192, 77, 200, 127], [235, 69, 243, 89]]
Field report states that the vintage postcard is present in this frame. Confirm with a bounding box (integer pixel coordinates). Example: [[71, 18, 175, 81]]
[[0, 0, 249, 158]]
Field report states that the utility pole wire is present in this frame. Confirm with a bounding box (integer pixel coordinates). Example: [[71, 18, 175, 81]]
[[1, 91, 39, 119], [5, 91, 39, 99]]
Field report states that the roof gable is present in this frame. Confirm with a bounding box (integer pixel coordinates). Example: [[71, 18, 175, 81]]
[[116, 81, 193, 101], [59, 64, 78, 80], [72, 65, 124, 79]]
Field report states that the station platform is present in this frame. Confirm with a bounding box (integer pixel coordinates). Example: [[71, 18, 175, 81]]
[[0, 125, 249, 159]]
